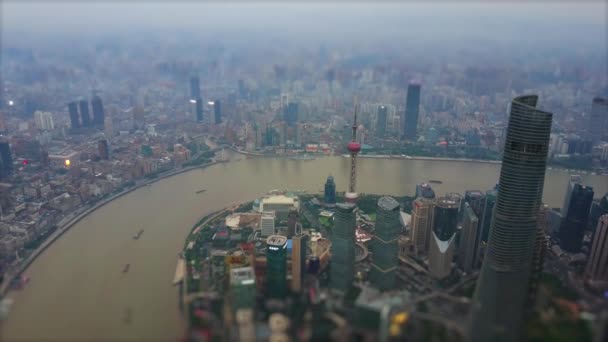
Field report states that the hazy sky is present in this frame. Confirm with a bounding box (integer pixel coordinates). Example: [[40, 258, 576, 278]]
[[1, 2, 606, 52], [2, 2, 605, 31]]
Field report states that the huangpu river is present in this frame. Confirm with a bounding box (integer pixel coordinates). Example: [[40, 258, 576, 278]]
[[3, 154, 607, 340]]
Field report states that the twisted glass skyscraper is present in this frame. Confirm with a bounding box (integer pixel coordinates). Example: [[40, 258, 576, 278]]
[[469, 95, 552, 342]]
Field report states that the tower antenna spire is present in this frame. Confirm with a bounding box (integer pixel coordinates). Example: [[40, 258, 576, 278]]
[[345, 98, 361, 203]]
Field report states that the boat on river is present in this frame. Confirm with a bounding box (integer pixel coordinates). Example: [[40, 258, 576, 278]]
[[0, 298, 13, 320], [428, 180, 443, 184], [123, 264, 130, 273], [123, 308, 132, 324], [195, 189, 207, 194], [133, 229, 144, 240]]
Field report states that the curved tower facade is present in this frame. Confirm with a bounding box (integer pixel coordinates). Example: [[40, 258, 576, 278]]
[[370, 196, 401, 290], [429, 197, 459, 279], [330, 203, 356, 292], [469, 95, 552, 342]]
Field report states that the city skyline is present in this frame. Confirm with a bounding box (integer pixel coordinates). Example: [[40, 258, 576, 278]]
[[0, 2, 607, 341]]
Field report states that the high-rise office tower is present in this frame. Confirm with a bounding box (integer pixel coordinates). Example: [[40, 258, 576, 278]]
[[98, 139, 110, 160], [330, 203, 356, 292], [230, 266, 256, 312], [463, 190, 485, 217], [324, 176, 336, 205], [287, 208, 298, 238], [410, 197, 434, 256], [527, 205, 549, 310], [470, 95, 552, 342], [190, 76, 200, 100], [91, 95, 105, 127], [479, 189, 497, 243], [266, 235, 288, 298], [376, 105, 387, 137], [291, 233, 308, 292], [214, 100, 222, 124], [589, 194, 608, 231], [589, 97, 607, 143], [68, 101, 80, 129], [586, 215, 608, 282], [403, 82, 421, 140], [561, 175, 583, 218], [429, 197, 459, 279], [459, 202, 480, 274], [260, 211, 276, 237], [559, 184, 594, 253], [463, 190, 485, 266], [284, 102, 298, 127], [0, 141, 12, 180], [79, 99, 91, 127], [195, 98, 204, 122], [370, 196, 401, 291], [416, 183, 436, 199], [34, 111, 55, 131]]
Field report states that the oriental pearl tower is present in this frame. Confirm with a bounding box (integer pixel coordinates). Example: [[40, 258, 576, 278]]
[[345, 103, 361, 204]]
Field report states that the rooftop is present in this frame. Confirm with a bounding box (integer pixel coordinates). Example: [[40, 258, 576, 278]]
[[266, 235, 287, 247], [378, 196, 400, 211]]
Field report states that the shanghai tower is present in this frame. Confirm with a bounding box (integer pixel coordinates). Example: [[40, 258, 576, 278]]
[[469, 95, 552, 342]]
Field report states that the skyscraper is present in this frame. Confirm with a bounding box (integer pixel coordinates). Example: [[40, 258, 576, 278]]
[[190, 76, 200, 100], [284, 102, 298, 127], [589, 97, 607, 143], [415, 183, 436, 199], [330, 203, 356, 292], [260, 211, 276, 237], [291, 233, 308, 292], [589, 193, 608, 231], [410, 197, 434, 256], [429, 197, 459, 279], [0, 141, 12, 180], [561, 175, 583, 218], [376, 105, 387, 137], [479, 189, 497, 243], [586, 215, 608, 282], [324, 176, 336, 205], [68, 101, 80, 129], [266, 235, 288, 298], [287, 208, 298, 238], [79, 99, 91, 127], [459, 202, 480, 274], [91, 95, 105, 127], [195, 98, 204, 122], [403, 82, 421, 140], [559, 183, 593, 253], [214, 100, 222, 124], [470, 95, 552, 342], [463, 190, 485, 217], [370, 196, 401, 291], [34, 111, 55, 131]]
